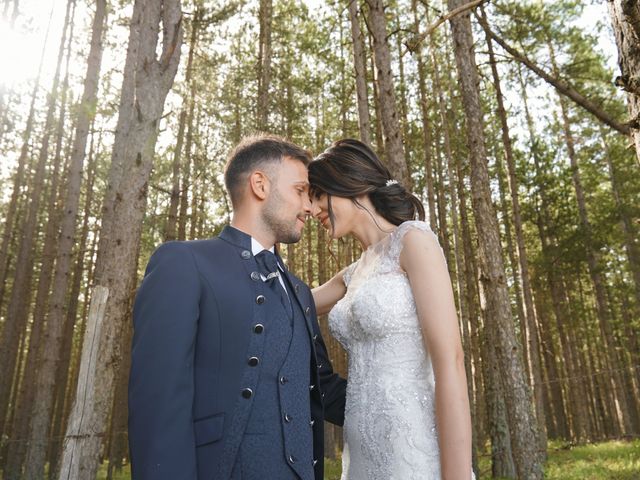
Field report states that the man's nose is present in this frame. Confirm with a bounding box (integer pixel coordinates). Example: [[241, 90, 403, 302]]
[[303, 195, 312, 214]]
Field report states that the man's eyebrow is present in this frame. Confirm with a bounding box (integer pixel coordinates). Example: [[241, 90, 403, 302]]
[[293, 181, 310, 186]]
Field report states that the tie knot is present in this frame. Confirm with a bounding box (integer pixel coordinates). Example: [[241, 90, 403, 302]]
[[255, 250, 279, 279]]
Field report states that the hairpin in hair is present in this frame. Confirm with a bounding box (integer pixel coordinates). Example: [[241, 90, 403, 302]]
[[385, 179, 399, 187]]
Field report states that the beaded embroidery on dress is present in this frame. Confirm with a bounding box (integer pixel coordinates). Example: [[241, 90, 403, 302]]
[[329, 220, 474, 480]]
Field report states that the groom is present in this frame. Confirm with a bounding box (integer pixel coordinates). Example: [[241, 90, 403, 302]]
[[128, 134, 346, 480]]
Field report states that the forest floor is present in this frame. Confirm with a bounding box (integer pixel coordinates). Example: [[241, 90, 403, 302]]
[[95, 438, 639, 479]]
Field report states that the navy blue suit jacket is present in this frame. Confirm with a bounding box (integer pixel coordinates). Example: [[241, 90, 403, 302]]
[[128, 226, 346, 479]]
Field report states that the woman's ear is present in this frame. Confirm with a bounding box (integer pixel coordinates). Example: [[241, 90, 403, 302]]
[[249, 170, 270, 200]]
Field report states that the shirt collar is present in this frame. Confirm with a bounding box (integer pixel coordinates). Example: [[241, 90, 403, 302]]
[[251, 237, 285, 272], [251, 237, 274, 256]]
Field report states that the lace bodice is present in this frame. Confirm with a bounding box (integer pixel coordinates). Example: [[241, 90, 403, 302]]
[[329, 221, 473, 480]]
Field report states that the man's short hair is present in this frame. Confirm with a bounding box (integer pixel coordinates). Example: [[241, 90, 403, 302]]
[[224, 134, 311, 206]]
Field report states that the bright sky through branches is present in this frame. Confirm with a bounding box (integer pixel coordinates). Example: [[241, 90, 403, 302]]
[[0, 0, 623, 191]]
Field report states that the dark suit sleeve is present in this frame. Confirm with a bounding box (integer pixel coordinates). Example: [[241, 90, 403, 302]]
[[128, 242, 200, 480], [311, 300, 347, 426]]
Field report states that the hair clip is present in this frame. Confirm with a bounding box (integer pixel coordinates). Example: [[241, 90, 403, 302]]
[[385, 179, 399, 186]]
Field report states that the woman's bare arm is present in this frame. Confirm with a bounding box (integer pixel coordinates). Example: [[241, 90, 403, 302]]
[[400, 229, 473, 480], [311, 267, 348, 316]]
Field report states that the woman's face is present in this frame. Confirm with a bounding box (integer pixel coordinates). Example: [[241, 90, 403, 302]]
[[310, 192, 356, 239]]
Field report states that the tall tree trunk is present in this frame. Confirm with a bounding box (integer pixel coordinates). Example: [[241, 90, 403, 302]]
[[0, 75, 41, 314], [3, 13, 76, 474], [608, 0, 640, 166], [447, 2, 543, 477], [256, 0, 273, 130], [57, 2, 182, 478], [348, 0, 372, 145], [393, 14, 408, 143], [411, 0, 436, 230], [482, 320, 517, 478], [164, 109, 186, 241], [0, 0, 53, 329], [516, 63, 590, 442], [23, 1, 106, 476], [548, 40, 637, 435], [107, 285, 135, 478], [48, 128, 98, 479], [365, 0, 408, 185], [484, 10, 547, 452], [600, 127, 640, 318], [368, 30, 384, 152], [177, 10, 199, 241], [0, 0, 73, 443]]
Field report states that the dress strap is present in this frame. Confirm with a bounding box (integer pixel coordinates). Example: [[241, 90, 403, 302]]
[[388, 220, 444, 266]]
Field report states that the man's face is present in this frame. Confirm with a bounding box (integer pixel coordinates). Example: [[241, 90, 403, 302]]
[[262, 156, 311, 244]]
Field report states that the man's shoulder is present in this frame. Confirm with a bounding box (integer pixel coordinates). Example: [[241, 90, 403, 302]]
[[152, 237, 221, 255]]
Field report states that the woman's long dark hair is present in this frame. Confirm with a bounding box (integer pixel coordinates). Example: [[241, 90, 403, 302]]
[[308, 139, 425, 232]]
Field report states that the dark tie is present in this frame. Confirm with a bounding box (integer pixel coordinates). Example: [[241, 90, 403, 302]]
[[255, 250, 291, 318]]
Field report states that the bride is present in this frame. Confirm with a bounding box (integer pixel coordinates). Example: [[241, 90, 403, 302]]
[[309, 139, 474, 480]]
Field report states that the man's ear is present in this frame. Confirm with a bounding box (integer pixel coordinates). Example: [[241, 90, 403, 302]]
[[249, 170, 269, 200]]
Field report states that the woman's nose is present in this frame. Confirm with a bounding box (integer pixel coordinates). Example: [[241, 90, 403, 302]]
[[310, 200, 320, 217]]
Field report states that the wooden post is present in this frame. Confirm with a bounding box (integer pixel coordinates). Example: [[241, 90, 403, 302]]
[[57, 286, 109, 480]]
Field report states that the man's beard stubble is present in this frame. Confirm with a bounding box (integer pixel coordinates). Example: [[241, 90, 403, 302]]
[[262, 188, 303, 244]]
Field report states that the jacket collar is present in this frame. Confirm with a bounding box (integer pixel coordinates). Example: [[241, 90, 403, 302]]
[[218, 225, 252, 251]]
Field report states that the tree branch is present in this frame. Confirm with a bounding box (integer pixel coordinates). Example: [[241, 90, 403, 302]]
[[476, 13, 632, 135], [406, 0, 487, 52]]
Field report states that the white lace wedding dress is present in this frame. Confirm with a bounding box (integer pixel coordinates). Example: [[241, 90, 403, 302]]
[[329, 221, 474, 480]]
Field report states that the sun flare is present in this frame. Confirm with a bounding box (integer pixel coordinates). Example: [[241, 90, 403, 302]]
[[0, 14, 52, 89]]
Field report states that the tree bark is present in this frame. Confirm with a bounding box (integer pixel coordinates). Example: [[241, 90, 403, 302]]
[[47, 128, 99, 479], [256, 0, 273, 130], [348, 0, 372, 145], [608, 0, 640, 165], [0, 0, 73, 443], [22, 1, 106, 476], [177, 10, 199, 241], [365, 0, 408, 185], [447, 2, 543, 477], [600, 127, 640, 321], [3, 13, 76, 474], [57, 1, 182, 477], [517, 63, 590, 442], [411, 0, 436, 231], [548, 39, 638, 435], [483, 8, 547, 452]]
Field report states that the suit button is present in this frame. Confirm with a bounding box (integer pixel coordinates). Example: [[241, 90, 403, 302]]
[[253, 323, 264, 334], [250, 271, 260, 281], [256, 295, 265, 304], [248, 356, 259, 366], [305, 306, 310, 316], [317, 363, 323, 369], [309, 419, 315, 427], [288, 454, 296, 464], [284, 413, 292, 422], [241, 388, 253, 399], [313, 334, 318, 342], [309, 384, 315, 391], [241, 250, 251, 259], [279, 376, 288, 384], [313, 459, 318, 467]]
